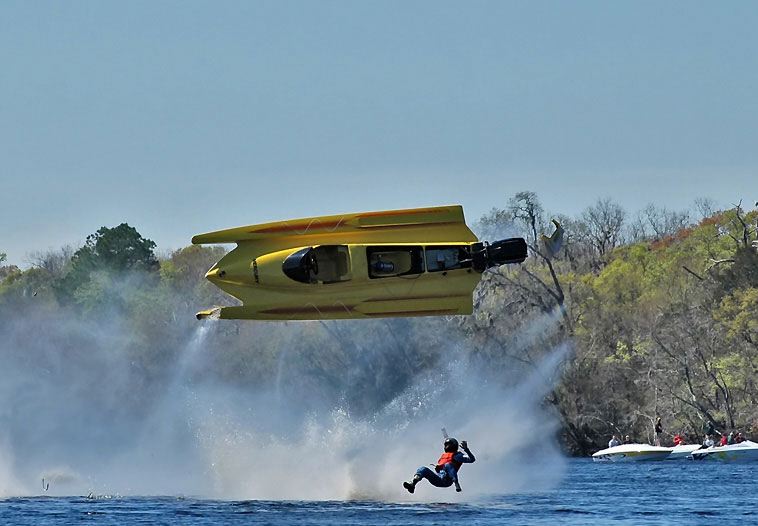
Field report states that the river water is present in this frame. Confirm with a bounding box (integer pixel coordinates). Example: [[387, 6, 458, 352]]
[[2, 458, 756, 525]]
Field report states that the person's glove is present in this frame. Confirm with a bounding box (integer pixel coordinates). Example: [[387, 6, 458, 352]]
[[461, 440, 468, 450]]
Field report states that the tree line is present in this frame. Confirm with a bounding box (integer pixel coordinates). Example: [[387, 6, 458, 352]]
[[1, 196, 756, 454]]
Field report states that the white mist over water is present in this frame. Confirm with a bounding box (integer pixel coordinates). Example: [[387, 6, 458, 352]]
[[0, 437, 24, 496], [0, 307, 568, 501], [197, 342, 570, 501]]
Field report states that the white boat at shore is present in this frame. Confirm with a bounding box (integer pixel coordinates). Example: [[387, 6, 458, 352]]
[[691, 440, 758, 461], [592, 443, 672, 462], [666, 444, 701, 460]]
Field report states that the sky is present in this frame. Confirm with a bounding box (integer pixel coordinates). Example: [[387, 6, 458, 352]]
[[1, 1, 756, 266]]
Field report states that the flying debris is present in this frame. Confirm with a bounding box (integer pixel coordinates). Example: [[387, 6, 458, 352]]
[[540, 219, 564, 259], [192, 205, 545, 321]]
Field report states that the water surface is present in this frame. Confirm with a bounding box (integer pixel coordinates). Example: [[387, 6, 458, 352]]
[[2, 459, 756, 525]]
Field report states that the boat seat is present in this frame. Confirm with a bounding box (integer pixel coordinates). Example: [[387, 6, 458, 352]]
[[313, 246, 351, 282]]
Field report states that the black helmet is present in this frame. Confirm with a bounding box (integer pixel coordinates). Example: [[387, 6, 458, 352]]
[[444, 437, 459, 453]]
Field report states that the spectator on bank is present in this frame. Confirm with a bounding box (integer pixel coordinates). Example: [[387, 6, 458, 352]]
[[654, 417, 663, 446], [703, 420, 716, 437], [608, 435, 621, 448]]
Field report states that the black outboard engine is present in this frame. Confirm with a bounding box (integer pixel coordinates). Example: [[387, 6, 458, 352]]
[[471, 238, 528, 272]]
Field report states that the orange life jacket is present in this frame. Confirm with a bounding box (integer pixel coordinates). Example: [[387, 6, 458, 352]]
[[436, 452, 463, 472]]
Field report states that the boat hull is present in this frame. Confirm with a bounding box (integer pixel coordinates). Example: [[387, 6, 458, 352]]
[[666, 444, 701, 460], [691, 441, 758, 462], [592, 444, 672, 462]]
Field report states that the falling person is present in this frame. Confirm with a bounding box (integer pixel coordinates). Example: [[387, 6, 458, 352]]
[[403, 438, 475, 493]]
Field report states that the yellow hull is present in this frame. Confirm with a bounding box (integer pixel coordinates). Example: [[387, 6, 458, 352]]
[[193, 205, 519, 321]]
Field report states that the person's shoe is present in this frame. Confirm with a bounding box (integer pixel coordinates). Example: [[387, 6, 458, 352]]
[[403, 481, 415, 494]]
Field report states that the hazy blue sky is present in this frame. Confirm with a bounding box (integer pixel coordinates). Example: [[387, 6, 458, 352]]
[[1, 1, 756, 265]]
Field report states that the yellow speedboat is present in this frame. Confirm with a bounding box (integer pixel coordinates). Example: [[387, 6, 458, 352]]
[[192, 205, 531, 321]]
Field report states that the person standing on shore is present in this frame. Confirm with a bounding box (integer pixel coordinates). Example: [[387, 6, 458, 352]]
[[655, 417, 663, 446]]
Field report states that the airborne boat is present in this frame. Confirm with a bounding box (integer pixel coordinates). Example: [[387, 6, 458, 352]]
[[192, 205, 563, 321]]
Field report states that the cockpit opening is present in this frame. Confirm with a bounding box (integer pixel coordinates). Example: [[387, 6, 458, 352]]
[[282, 245, 351, 284], [425, 246, 472, 272], [367, 246, 424, 278]]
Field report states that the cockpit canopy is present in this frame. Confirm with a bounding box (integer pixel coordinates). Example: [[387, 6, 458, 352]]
[[283, 244, 477, 285], [282, 245, 351, 284]]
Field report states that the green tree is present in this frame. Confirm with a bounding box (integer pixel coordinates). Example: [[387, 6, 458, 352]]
[[55, 223, 159, 305], [73, 223, 158, 273], [0, 252, 22, 283]]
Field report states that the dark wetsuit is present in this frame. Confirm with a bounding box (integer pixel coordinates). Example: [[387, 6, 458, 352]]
[[414, 450, 475, 488]]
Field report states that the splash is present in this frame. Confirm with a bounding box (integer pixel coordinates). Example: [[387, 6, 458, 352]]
[[0, 437, 25, 497], [108, 322, 216, 496], [189, 342, 569, 501], [0, 303, 568, 500]]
